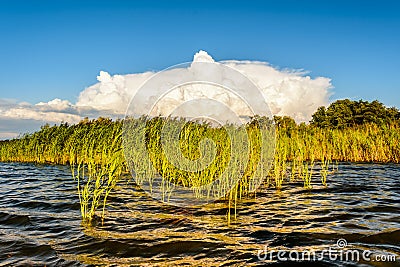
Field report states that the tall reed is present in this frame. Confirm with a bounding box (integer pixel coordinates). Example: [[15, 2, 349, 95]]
[[1, 117, 399, 222]]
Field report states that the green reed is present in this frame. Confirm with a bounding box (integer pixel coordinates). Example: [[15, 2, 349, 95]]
[[1, 117, 399, 222], [122, 116, 275, 221]]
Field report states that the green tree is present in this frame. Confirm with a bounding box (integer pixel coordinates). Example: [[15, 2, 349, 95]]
[[311, 106, 328, 127], [311, 99, 400, 128]]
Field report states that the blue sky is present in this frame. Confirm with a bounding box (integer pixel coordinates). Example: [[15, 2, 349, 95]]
[[0, 0, 399, 107]]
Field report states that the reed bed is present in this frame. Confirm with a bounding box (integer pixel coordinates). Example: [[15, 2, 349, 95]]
[[122, 116, 274, 223], [1, 117, 399, 223]]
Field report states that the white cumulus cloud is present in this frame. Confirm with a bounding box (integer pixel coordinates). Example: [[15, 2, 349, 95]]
[[76, 70, 154, 113], [0, 50, 332, 139], [76, 50, 332, 122]]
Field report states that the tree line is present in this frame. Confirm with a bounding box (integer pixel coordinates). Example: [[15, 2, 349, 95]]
[[274, 99, 399, 129], [310, 99, 399, 128]]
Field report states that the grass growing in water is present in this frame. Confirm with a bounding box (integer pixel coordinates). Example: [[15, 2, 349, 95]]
[[1, 116, 399, 223]]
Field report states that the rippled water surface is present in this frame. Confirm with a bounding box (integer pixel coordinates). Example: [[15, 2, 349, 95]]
[[0, 162, 399, 266]]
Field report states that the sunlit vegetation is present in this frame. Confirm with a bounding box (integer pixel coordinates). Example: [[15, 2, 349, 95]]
[[0, 99, 399, 223], [311, 99, 399, 128], [0, 117, 126, 224], [122, 116, 275, 224]]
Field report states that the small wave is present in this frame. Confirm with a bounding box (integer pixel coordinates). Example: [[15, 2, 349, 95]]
[[0, 211, 31, 227]]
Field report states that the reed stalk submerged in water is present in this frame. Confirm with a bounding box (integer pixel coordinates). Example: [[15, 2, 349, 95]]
[[1, 99, 399, 223]]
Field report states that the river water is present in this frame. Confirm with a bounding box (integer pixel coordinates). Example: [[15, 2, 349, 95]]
[[0, 162, 399, 266]]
